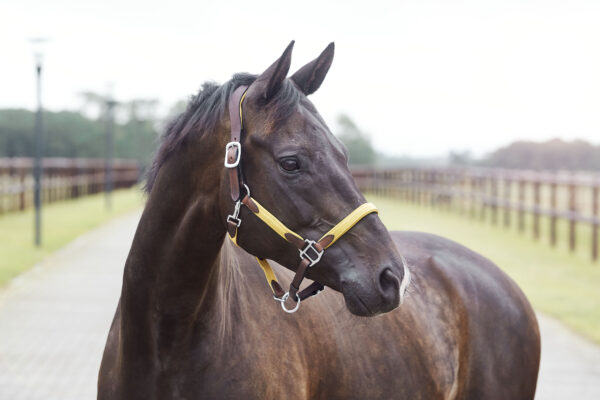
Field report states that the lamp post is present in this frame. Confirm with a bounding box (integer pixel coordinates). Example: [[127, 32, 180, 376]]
[[105, 95, 117, 210], [30, 38, 47, 247]]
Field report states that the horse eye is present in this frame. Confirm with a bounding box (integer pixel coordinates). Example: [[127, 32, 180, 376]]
[[280, 158, 300, 172]]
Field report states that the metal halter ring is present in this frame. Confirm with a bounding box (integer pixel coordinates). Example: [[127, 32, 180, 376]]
[[276, 292, 301, 313]]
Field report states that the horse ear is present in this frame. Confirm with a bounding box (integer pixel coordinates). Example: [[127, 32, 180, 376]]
[[291, 42, 334, 96], [250, 40, 295, 101]]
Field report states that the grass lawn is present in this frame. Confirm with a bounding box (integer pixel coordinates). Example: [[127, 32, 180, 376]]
[[369, 194, 600, 344], [0, 188, 144, 287]]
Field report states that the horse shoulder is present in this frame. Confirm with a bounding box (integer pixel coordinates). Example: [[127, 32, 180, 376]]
[[389, 230, 540, 399]]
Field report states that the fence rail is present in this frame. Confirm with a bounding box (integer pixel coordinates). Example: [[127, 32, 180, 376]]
[[0, 158, 140, 214], [352, 167, 600, 262]]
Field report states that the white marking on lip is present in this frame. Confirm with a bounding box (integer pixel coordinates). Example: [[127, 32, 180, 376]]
[[399, 254, 411, 304]]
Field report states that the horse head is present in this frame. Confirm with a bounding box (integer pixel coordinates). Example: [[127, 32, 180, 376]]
[[219, 41, 410, 317]]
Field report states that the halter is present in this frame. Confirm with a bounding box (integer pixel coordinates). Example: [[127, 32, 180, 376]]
[[224, 85, 378, 313]]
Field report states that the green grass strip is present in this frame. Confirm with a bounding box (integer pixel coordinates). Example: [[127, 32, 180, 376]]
[[0, 188, 144, 287], [3, 188, 597, 343], [369, 194, 600, 343]]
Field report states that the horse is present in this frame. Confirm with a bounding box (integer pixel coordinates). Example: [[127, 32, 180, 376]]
[[98, 41, 540, 399]]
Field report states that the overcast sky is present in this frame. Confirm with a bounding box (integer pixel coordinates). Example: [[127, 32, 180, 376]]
[[2, 0, 599, 157]]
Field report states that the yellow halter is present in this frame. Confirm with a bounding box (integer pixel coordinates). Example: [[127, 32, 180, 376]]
[[224, 85, 378, 313], [229, 196, 377, 296]]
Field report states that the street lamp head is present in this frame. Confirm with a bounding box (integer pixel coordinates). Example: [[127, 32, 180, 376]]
[[29, 37, 48, 67]]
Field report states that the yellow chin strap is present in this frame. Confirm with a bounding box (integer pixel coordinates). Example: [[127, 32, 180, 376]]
[[228, 195, 378, 298], [318, 202, 379, 249]]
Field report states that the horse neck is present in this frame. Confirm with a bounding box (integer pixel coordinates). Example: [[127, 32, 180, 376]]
[[119, 130, 232, 355]]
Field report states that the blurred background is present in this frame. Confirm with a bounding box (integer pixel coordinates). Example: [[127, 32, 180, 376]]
[[1, 0, 599, 399]]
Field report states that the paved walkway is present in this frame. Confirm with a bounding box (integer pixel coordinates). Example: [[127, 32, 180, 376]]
[[0, 211, 139, 400], [0, 211, 599, 399]]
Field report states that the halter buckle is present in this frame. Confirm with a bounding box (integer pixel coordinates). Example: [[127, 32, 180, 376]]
[[299, 239, 323, 267], [224, 141, 241, 168], [227, 200, 242, 227], [227, 215, 241, 227]]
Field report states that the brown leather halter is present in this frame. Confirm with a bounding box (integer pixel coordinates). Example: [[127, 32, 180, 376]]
[[224, 85, 378, 313]]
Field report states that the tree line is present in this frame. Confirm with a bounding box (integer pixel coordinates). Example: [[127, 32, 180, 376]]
[[0, 108, 158, 167], [1, 106, 598, 171], [480, 139, 600, 170]]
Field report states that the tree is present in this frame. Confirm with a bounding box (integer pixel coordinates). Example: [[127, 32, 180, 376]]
[[482, 139, 600, 171], [448, 150, 474, 166], [335, 114, 375, 165], [0, 108, 158, 166]]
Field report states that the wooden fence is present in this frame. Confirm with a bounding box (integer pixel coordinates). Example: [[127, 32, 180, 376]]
[[0, 158, 140, 214], [352, 167, 600, 262]]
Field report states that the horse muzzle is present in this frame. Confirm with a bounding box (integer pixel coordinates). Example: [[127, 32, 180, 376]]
[[340, 259, 410, 317]]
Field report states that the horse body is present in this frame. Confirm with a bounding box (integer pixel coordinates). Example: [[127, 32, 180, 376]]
[[99, 225, 539, 399], [98, 42, 539, 399]]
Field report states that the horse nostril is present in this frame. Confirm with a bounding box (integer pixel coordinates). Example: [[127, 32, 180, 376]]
[[379, 268, 400, 302]]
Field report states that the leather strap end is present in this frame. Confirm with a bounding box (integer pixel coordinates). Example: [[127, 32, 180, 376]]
[[242, 196, 259, 213], [289, 285, 299, 302], [229, 169, 240, 201], [298, 282, 325, 301], [227, 221, 238, 238], [289, 258, 311, 299], [318, 234, 334, 249], [271, 280, 285, 298], [285, 233, 305, 249]]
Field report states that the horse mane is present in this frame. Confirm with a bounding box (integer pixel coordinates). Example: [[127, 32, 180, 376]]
[[145, 73, 304, 193]]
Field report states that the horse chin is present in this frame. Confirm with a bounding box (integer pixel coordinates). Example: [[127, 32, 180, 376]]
[[343, 293, 379, 317], [342, 288, 398, 317]]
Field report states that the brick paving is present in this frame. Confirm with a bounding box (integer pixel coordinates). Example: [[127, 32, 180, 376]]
[[0, 211, 139, 400], [0, 210, 598, 399]]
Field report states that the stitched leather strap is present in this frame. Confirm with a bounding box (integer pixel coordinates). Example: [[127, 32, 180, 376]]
[[226, 86, 248, 201], [317, 202, 378, 248]]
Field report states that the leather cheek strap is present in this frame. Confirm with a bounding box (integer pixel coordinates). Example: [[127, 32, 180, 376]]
[[226, 86, 249, 201]]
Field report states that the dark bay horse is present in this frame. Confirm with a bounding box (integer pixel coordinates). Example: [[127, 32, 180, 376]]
[[98, 42, 540, 399]]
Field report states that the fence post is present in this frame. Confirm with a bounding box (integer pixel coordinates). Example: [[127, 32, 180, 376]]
[[491, 175, 498, 225], [416, 170, 422, 206], [480, 176, 487, 221], [470, 175, 476, 218], [423, 170, 428, 206], [411, 170, 414, 202], [19, 171, 26, 210], [592, 185, 598, 262], [447, 171, 454, 212], [461, 171, 467, 214], [503, 177, 511, 227], [533, 181, 541, 240], [550, 181, 557, 247], [71, 163, 79, 199], [47, 168, 52, 203], [431, 170, 436, 208], [518, 179, 526, 233], [568, 182, 577, 252]]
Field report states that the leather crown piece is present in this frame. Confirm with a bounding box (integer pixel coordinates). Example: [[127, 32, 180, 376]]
[[224, 85, 378, 313]]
